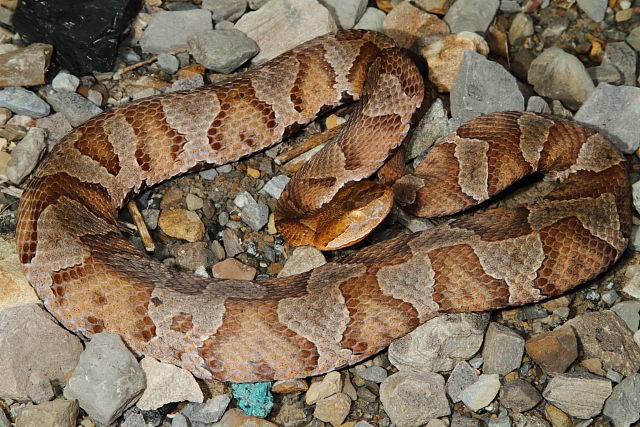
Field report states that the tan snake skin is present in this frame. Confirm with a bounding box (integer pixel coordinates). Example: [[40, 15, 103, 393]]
[[16, 30, 632, 382]]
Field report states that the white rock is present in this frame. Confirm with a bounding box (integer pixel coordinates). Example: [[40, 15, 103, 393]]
[[51, 72, 80, 92], [136, 357, 204, 410], [459, 374, 500, 411]]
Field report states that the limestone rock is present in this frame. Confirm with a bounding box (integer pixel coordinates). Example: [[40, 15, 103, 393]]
[[543, 373, 612, 419], [137, 357, 204, 410], [0, 43, 52, 87]]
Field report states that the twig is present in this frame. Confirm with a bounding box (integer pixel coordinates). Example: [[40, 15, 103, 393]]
[[127, 200, 155, 252], [275, 123, 345, 165], [116, 48, 188, 77]]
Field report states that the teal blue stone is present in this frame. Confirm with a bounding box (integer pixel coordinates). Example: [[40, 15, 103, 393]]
[[231, 381, 274, 418]]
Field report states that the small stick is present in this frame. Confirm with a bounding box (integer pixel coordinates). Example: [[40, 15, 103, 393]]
[[275, 123, 345, 165], [127, 200, 155, 252], [117, 48, 188, 76]]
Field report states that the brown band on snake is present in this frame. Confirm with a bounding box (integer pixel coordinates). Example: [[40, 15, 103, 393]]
[[16, 30, 631, 382]]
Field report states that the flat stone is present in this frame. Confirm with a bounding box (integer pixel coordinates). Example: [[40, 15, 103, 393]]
[[180, 394, 230, 424], [158, 209, 205, 242], [575, 83, 640, 154], [212, 258, 256, 280], [188, 29, 259, 73], [527, 96, 551, 113], [0, 86, 50, 118], [354, 7, 386, 31], [63, 333, 146, 425], [314, 392, 351, 426], [37, 112, 73, 149], [272, 379, 308, 394], [358, 366, 388, 383], [446, 361, 478, 403], [577, 0, 607, 21], [383, 1, 449, 49], [0, 43, 52, 87], [305, 371, 342, 404], [6, 126, 45, 184], [459, 374, 500, 412], [172, 241, 212, 273], [0, 237, 39, 313], [185, 193, 204, 211], [627, 26, 640, 51], [43, 88, 103, 127], [500, 379, 542, 412], [564, 310, 640, 376], [202, 0, 247, 22], [545, 405, 572, 427], [524, 326, 578, 373], [601, 41, 636, 86], [140, 9, 213, 54], [137, 357, 203, 410], [588, 64, 622, 85], [611, 300, 640, 332], [15, 398, 79, 427], [602, 373, 640, 427], [278, 246, 326, 277], [389, 313, 489, 373], [221, 228, 244, 257], [157, 53, 180, 74], [240, 202, 269, 231], [527, 46, 594, 110], [319, 0, 367, 29], [214, 408, 277, 426], [444, 0, 499, 34], [542, 373, 612, 419], [259, 174, 290, 199], [379, 371, 450, 426], [0, 303, 82, 402], [51, 71, 80, 92], [482, 323, 525, 375], [234, 0, 337, 64]]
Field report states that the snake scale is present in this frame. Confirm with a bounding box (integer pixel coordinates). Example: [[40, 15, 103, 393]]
[[15, 30, 631, 382]]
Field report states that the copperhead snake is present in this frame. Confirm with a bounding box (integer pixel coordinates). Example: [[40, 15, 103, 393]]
[[15, 30, 632, 382]]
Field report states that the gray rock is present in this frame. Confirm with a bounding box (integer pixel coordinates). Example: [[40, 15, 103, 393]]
[[172, 413, 190, 427], [633, 180, 640, 214], [358, 366, 388, 383], [142, 208, 160, 230], [449, 50, 524, 131], [446, 361, 478, 403], [575, 83, 640, 154], [0, 304, 83, 402], [319, 0, 367, 29], [136, 357, 203, 411], [500, 0, 522, 12], [181, 394, 231, 424], [353, 7, 386, 31], [278, 246, 326, 277], [6, 127, 46, 184], [43, 89, 103, 127], [140, 9, 213, 54], [627, 26, 640, 51], [526, 96, 551, 114], [0, 408, 8, 427], [15, 399, 79, 427], [407, 98, 447, 160], [389, 313, 489, 373], [259, 174, 290, 199], [51, 71, 80, 92], [157, 54, 180, 74], [202, 0, 247, 22], [188, 29, 259, 73], [500, 379, 542, 412], [459, 374, 500, 411], [234, 190, 256, 208], [512, 414, 550, 427], [172, 241, 212, 272], [451, 413, 482, 427], [199, 168, 219, 181], [542, 373, 612, 419], [234, 0, 337, 64], [611, 301, 640, 332], [0, 86, 50, 118], [222, 228, 244, 257], [527, 47, 595, 110], [170, 75, 205, 92], [37, 112, 73, 149], [603, 373, 640, 427], [508, 12, 534, 45], [577, 0, 607, 22], [63, 333, 146, 425], [550, 100, 573, 118], [602, 42, 636, 86], [379, 372, 450, 427], [249, 0, 269, 8], [482, 322, 525, 375], [444, 0, 500, 34], [240, 202, 269, 231], [488, 408, 512, 427], [588, 64, 622, 85]]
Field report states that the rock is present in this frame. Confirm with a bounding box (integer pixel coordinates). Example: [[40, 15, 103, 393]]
[[0, 408, 9, 427], [601, 42, 636, 86], [354, 7, 386, 31], [305, 371, 342, 404], [0, 238, 39, 312], [627, 26, 640, 51], [6, 126, 46, 184], [278, 246, 326, 277], [0, 86, 50, 118], [157, 53, 180, 75], [459, 374, 500, 412], [259, 175, 290, 199], [319, 0, 367, 29], [158, 209, 205, 242], [500, 379, 542, 412], [564, 310, 640, 376], [185, 193, 204, 211], [527, 96, 551, 114], [161, 186, 184, 209], [512, 413, 550, 427], [449, 50, 524, 130], [213, 408, 277, 426], [407, 98, 447, 160], [0, 304, 82, 402], [240, 202, 269, 231], [383, 2, 449, 49], [588, 64, 622, 85], [51, 71, 80, 92], [482, 323, 524, 375], [234, 0, 337, 64], [211, 258, 256, 280], [524, 326, 577, 373], [420, 32, 489, 93], [43, 89, 103, 127], [188, 29, 259, 74], [451, 414, 482, 427], [180, 394, 230, 424], [0, 43, 52, 87], [63, 333, 146, 425], [172, 241, 212, 272], [444, 0, 499, 34], [272, 379, 308, 394], [136, 357, 204, 412], [508, 12, 534, 45], [202, 0, 247, 22], [314, 392, 351, 426], [543, 373, 612, 419], [15, 399, 79, 427], [199, 167, 219, 181], [37, 112, 73, 149], [172, 413, 189, 427], [527, 47, 594, 110], [170, 75, 205, 92], [140, 9, 213, 54], [389, 313, 488, 373], [446, 361, 479, 403], [358, 366, 388, 383], [544, 405, 572, 427], [379, 371, 450, 426], [602, 373, 640, 427], [577, 0, 607, 22], [611, 301, 640, 332], [221, 228, 244, 257]]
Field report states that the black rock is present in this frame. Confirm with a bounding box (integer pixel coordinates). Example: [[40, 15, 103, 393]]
[[13, 0, 142, 75]]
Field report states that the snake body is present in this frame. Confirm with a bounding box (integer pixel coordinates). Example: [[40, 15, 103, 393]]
[[16, 30, 631, 382]]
